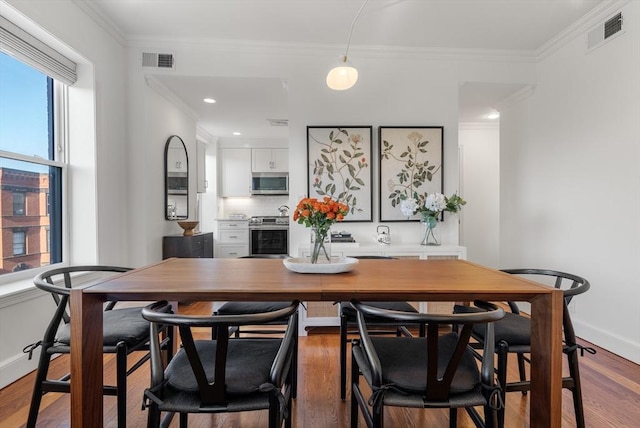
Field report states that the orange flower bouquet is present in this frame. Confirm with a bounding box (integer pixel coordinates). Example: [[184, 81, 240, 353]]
[[293, 197, 349, 263]]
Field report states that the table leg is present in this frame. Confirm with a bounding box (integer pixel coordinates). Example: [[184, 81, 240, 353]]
[[70, 290, 104, 428], [529, 289, 564, 427]]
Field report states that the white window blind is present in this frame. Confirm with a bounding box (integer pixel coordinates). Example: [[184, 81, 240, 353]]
[[0, 15, 77, 85]]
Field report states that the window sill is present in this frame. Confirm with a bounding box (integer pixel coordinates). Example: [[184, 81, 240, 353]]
[[0, 277, 44, 308]]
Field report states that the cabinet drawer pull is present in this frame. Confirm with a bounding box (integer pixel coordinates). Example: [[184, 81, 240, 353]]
[[229, 235, 238, 239]]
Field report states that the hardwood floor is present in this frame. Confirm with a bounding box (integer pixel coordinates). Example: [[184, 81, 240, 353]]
[[1, 301, 638, 427]]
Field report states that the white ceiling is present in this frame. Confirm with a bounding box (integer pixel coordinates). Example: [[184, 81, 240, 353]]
[[81, 0, 607, 139]]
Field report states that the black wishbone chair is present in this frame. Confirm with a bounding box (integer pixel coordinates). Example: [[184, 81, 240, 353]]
[[454, 269, 593, 428], [338, 256, 425, 400], [350, 300, 504, 428], [142, 300, 299, 428], [212, 255, 299, 398], [25, 265, 173, 428]]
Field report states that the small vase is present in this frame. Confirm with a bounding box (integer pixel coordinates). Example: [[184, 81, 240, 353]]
[[420, 216, 440, 246], [310, 226, 331, 264]]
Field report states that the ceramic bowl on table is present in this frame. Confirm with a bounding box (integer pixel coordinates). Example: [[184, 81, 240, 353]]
[[283, 257, 358, 274], [177, 221, 199, 236]]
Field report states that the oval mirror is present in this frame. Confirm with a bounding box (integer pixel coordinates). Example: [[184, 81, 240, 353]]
[[164, 135, 189, 220]]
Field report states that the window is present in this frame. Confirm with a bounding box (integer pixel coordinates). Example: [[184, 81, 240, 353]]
[[0, 52, 64, 277], [13, 192, 25, 215], [13, 231, 26, 256]]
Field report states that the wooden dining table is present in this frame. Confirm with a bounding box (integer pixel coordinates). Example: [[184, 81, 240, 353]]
[[69, 257, 564, 427]]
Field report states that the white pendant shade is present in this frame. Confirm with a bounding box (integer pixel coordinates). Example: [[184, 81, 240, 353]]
[[326, 57, 358, 91]]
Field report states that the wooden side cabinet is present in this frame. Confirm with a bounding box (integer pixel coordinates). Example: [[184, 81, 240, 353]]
[[162, 232, 214, 259]]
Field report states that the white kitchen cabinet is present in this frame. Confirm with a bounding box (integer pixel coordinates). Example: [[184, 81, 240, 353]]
[[252, 148, 288, 172], [216, 220, 249, 258], [220, 148, 251, 197]]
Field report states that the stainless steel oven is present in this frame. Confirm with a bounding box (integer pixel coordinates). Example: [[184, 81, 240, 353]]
[[248, 216, 289, 256]]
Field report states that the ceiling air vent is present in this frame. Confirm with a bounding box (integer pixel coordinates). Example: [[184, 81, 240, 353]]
[[587, 12, 623, 51], [142, 52, 175, 69], [267, 119, 288, 127]]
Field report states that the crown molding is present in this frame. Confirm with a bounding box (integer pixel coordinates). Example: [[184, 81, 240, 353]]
[[196, 127, 218, 144], [144, 75, 199, 122], [72, 0, 126, 46], [125, 36, 537, 63], [495, 84, 536, 112]]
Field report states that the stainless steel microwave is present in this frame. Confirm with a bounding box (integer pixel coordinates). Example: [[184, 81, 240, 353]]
[[251, 173, 289, 195]]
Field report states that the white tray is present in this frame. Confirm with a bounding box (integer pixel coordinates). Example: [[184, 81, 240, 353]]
[[283, 257, 359, 274]]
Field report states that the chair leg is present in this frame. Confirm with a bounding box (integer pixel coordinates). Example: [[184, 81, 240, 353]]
[[179, 412, 188, 428], [340, 312, 348, 400], [567, 349, 586, 428], [292, 316, 299, 399], [517, 352, 527, 395], [146, 402, 161, 428], [372, 396, 384, 428], [351, 350, 360, 428], [449, 408, 457, 428], [496, 341, 509, 428], [268, 394, 279, 428], [116, 342, 128, 428], [26, 348, 52, 428]]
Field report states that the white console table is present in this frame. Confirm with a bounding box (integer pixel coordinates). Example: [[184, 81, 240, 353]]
[[296, 243, 467, 335]]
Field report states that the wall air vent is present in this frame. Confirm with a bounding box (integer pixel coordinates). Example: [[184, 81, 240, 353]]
[[142, 52, 175, 69], [267, 119, 288, 127], [587, 12, 623, 51]]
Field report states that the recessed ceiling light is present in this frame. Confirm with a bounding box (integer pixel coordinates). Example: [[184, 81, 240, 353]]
[[485, 111, 500, 120], [232, 132, 241, 136], [203, 98, 216, 104]]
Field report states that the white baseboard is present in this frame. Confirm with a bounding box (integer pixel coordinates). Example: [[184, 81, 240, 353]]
[[574, 319, 640, 364], [0, 349, 41, 389]]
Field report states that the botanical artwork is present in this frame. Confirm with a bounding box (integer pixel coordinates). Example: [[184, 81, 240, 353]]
[[307, 126, 373, 222], [379, 126, 443, 221]]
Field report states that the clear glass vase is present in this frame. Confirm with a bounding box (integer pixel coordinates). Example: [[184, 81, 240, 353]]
[[310, 226, 331, 263], [420, 216, 440, 246]]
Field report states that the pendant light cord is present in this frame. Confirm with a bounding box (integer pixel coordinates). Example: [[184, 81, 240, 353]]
[[344, 0, 370, 60]]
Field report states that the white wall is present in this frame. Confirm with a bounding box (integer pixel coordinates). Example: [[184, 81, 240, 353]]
[[126, 67, 198, 266], [500, 1, 640, 363], [459, 124, 500, 268]]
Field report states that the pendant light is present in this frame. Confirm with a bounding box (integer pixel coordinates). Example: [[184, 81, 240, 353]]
[[326, 0, 369, 91]]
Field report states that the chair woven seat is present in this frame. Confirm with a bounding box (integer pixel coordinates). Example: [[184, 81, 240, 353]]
[[358, 335, 480, 395], [165, 339, 282, 394], [340, 301, 419, 321], [454, 305, 531, 347], [217, 301, 292, 315], [55, 307, 152, 347]]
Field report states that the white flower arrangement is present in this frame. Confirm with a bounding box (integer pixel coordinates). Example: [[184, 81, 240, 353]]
[[399, 198, 419, 216], [399, 192, 466, 220], [424, 193, 447, 213], [400, 191, 466, 245]]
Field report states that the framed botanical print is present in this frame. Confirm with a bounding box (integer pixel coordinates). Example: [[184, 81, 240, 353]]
[[307, 126, 373, 222], [379, 126, 443, 221]]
